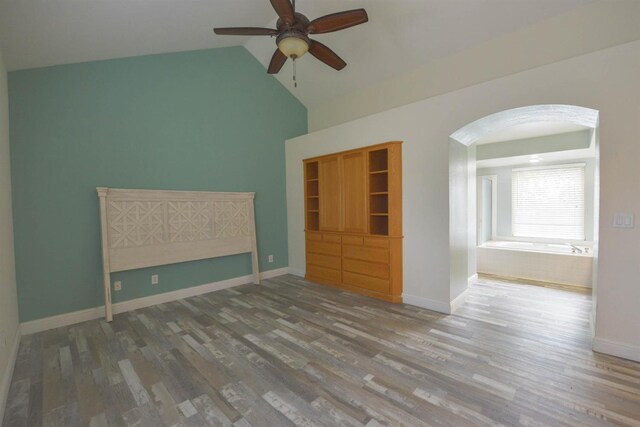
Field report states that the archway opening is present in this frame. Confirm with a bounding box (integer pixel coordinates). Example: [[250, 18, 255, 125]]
[[449, 105, 600, 337]]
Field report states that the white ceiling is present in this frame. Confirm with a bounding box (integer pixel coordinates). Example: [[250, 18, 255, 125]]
[[0, 0, 593, 107]]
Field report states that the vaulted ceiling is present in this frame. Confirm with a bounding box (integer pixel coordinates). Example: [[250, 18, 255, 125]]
[[0, 0, 593, 108]]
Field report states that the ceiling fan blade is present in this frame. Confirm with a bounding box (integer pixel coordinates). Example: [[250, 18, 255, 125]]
[[269, 0, 295, 25], [307, 9, 368, 34], [308, 40, 346, 71], [214, 27, 278, 36], [268, 49, 288, 74]]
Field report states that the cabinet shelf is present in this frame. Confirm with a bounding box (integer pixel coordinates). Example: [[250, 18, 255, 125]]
[[368, 149, 390, 235], [306, 211, 319, 231], [370, 216, 389, 235], [369, 174, 388, 194], [369, 149, 388, 173], [306, 162, 319, 180], [306, 180, 319, 197], [307, 196, 319, 213], [305, 160, 320, 231]]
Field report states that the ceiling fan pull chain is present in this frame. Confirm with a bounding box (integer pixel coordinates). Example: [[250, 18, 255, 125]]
[[293, 58, 297, 88]]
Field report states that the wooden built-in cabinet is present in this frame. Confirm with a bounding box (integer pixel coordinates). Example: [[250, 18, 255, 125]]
[[304, 141, 403, 302]]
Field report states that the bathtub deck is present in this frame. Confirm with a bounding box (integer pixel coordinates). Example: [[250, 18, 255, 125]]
[[480, 272, 592, 293], [4, 274, 640, 426]]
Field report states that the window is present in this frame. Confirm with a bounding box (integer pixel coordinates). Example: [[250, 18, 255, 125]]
[[512, 164, 585, 240]]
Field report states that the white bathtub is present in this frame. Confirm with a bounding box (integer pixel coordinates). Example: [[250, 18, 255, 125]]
[[477, 240, 593, 287]]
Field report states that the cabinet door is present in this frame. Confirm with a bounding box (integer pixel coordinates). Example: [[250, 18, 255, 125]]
[[342, 151, 367, 233], [319, 156, 341, 231]]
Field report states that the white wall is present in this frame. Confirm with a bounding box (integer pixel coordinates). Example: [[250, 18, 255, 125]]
[[449, 140, 470, 301], [308, 1, 640, 131], [466, 144, 477, 285], [0, 48, 20, 421], [476, 130, 591, 160], [286, 40, 640, 361]]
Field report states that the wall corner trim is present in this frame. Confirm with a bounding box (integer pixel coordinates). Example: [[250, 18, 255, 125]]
[[0, 328, 21, 424], [450, 286, 471, 314], [592, 337, 640, 363], [20, 268, 290, 336], [403, 293, 451, 314]]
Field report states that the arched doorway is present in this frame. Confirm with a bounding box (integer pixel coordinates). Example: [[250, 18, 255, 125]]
[[449, 104, 600, 336]]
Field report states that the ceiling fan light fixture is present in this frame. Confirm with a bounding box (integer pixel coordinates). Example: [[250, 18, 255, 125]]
[[277, 34, 309, 59], [213, 2, 368, 74]]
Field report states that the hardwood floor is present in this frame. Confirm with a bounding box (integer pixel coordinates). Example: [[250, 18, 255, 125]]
[[3, 274, 640, 426]]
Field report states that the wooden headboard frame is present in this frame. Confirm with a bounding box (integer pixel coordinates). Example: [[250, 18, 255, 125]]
[[97, 187, 259, 321]]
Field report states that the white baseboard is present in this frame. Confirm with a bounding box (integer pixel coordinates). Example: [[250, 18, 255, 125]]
[[288, 268, 305, 277], [21, 306, 104, 336], [20, 267, 289, 336], [0, 328, 21, 424], [450, 287, 470, 313], [403, 293, 451, 314], [593, 337, 640, 363], [468, 273, 478, 285]]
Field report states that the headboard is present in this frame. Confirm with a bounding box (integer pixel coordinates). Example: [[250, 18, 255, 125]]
[[96, 187, 259, 321]]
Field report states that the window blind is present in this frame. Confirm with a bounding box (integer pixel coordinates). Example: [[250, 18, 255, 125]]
[[512, 164, 585, 240]]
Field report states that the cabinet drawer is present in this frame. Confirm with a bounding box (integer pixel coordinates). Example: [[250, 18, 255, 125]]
[[307, 240, 341, 256], [343, 258, 389, 279], [343, 271, 389, 294], [342, 235, 364, 246], [307, 265, 341, 285], [323, 234, 342, 243], [342, 245, 388, 263], [307, 253, 341, 270], [306, 232, 323, 241], [364, 237, 389, 249]]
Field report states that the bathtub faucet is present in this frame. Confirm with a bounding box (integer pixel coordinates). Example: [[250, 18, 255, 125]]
[[566, 243, 583, 254]]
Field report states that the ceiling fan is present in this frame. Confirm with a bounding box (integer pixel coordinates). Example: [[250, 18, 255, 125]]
[[213, 0, 368, 74]]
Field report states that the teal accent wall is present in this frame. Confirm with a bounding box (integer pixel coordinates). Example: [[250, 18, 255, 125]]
[[8, 47, 307, 322]]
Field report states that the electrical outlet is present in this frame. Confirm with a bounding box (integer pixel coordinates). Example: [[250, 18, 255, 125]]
[[114, 281, 122, 291], [151, 274, 159, 285], [268, 254, 274, 263]]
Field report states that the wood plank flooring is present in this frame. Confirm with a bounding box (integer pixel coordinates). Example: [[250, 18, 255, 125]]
[[3, 274, 640, 426]]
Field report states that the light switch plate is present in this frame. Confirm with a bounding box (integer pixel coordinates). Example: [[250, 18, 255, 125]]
[[613, 213, 634, 228], [114, 281, 122, 291]]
